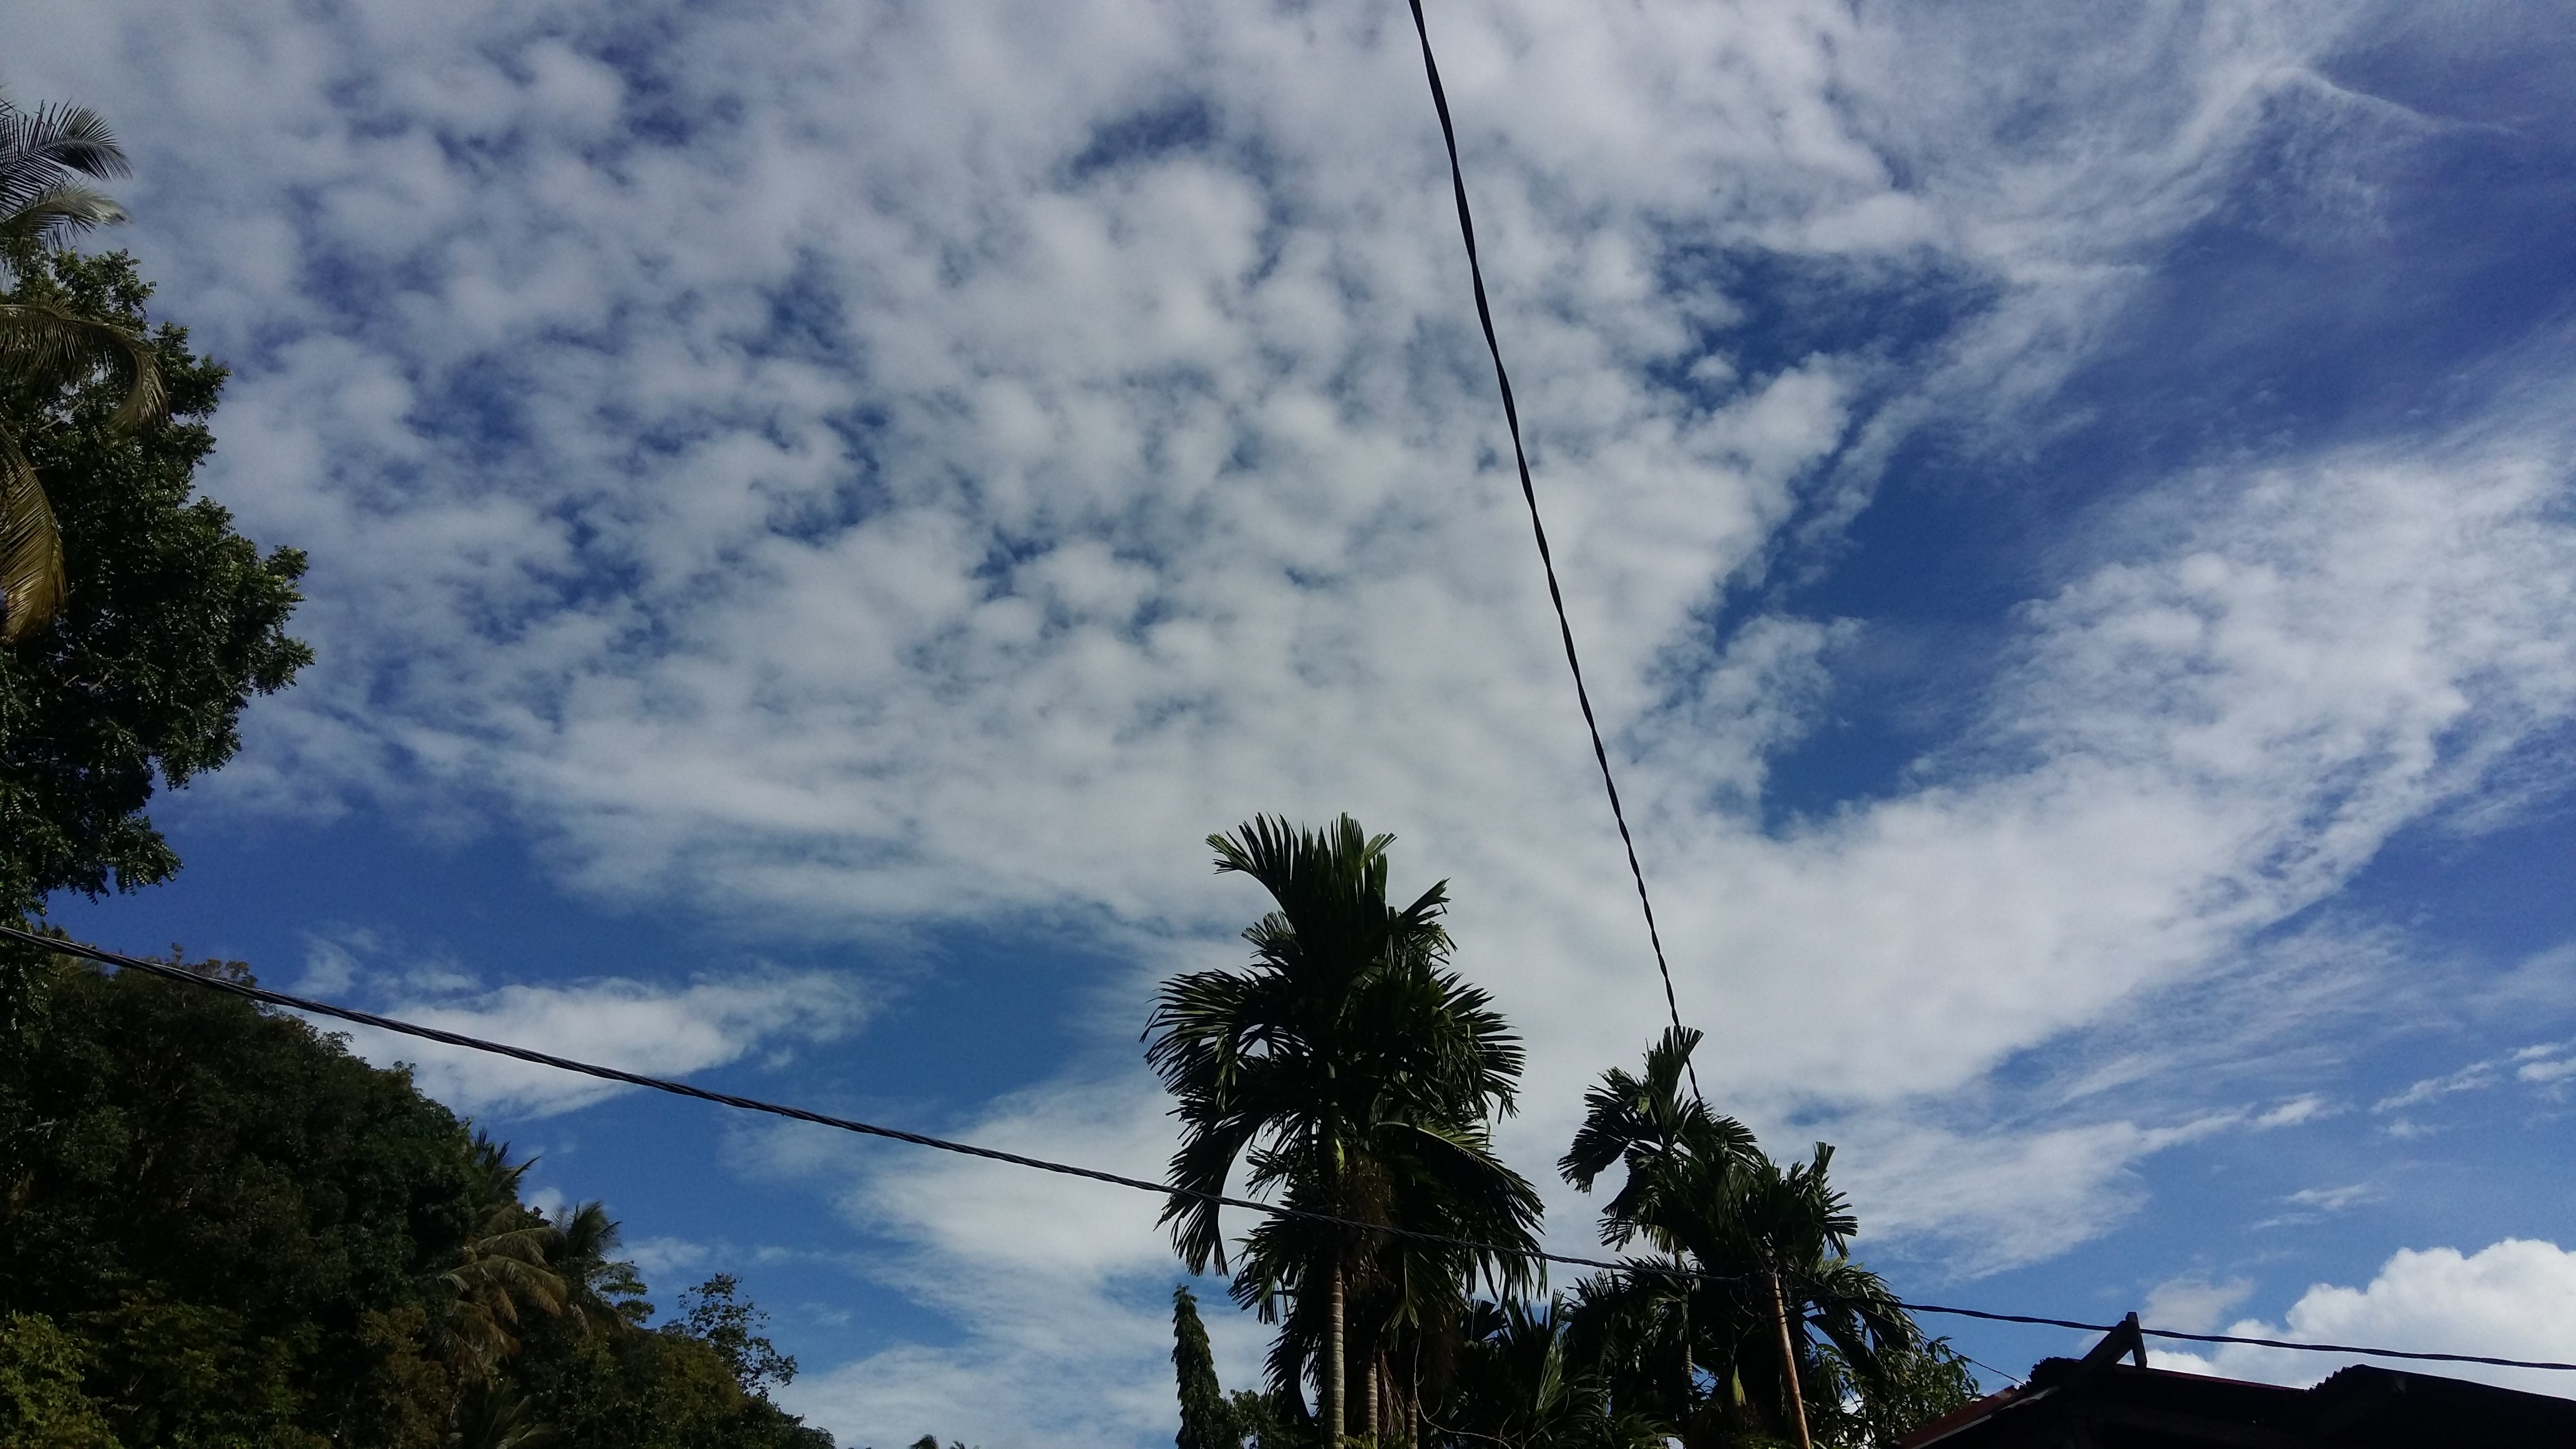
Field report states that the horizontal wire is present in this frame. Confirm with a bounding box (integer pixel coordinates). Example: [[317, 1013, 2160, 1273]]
[[12, 922, 2573, 1376], [1901, 1302, 2576, 1373]]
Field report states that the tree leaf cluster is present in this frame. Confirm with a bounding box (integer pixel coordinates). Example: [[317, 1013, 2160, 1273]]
[[0, 945, 836, 1448]]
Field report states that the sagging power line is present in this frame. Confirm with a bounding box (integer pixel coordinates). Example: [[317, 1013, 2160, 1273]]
[[13, 923, 2574, 1378]]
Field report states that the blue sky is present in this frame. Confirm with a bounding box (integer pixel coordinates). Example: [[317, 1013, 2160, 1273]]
[[12, 0, 2576, 1442]]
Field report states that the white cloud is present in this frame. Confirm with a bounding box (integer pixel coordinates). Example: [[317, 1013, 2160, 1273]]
[[2378, 1037, 2576, 1113], [2152, 1240, 2576, 1395], [624, 1235, 714, 1284], [318, 970, 872, 1118], [2286, 1184, 2374, 1213], [2256, 1095, 2332, 1128], [295, 932, 365, 995], [1833, 1113, 2240, 1277], [2144, 1274, 2255, 1335]]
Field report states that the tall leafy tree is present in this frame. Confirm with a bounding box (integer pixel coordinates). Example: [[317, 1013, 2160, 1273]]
[[1174, 1286, 1241, 1449], [0, 950, 482, 1445], [0, 238, 309, 920], [1147, 815, 1542, 1446], [549, 1200, 653, 1334]]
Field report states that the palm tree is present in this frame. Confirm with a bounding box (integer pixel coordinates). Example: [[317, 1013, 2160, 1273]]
[[0, 90, 166, 642], [446, 1375, 557, 1449], [436, 1135, 569, 1377], [545, 1199, 648, 1332], [1561, 1031, 1924, 1449], [1425, 1296, 1665, 1449], [1148, 814, 1543, 1446]]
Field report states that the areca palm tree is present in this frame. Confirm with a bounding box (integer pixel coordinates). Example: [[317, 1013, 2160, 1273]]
[[1561, 1030, 1925, 1449], [1148, 814, 1543, 1446], [1427, 1296, 1666, 1449], [0, 90, 166, 642]]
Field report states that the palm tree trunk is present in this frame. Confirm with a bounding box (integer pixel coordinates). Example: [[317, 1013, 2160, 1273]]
[[1327, 1257, 1346, 1447], [1768, 1268, 1813, 1449], [1362, 1346, 1380, 1441]]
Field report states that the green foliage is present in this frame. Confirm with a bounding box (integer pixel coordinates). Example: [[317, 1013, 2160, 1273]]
[[515, 1301, 826, 1449], [0, 1312, 117, 1448], [1426, 1297, 1662, 1449], [674, 1272, 798, 1398], [1174, 1286, 1241, 1449], [0, 242, 309, 917], [1226, 1388, 1313, 1449], [1, 952, 476, 1445], [1811, 1335, 1982, 1449], [0, 952, 836, 1448], [1545, 1028, 1954, 1448]]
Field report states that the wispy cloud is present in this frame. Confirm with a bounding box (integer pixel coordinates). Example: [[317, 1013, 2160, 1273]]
[[315, 970, 874, 1118], [2376, 1037, 2576, 1113]]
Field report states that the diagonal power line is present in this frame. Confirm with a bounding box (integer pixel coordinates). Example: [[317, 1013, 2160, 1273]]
[[15, 924, 2576, 1375], [0, 924, 1684, 1284], [1401, 0, 1700, 1101]]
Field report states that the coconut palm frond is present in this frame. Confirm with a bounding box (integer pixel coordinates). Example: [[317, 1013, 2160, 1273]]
[[0, 182, 128, 246], [0, 99, 129, 212], [0, 301, 165, 426], [0, 430, 62, 642]]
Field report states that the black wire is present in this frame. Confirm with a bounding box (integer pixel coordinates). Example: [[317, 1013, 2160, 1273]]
[[14, 924, 2574, 1376], [1401, 0, 1700, 1105], [1900, 1302, 2576, 1373], [1952, 1350, 2023, 1390], [0, 924, 1679, 1286]]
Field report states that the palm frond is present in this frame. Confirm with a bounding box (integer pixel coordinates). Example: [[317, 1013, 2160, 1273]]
[[0, 182, 128, 245], [0, 429, 62, 642], [0, 300, 167, 426], [0, 100, 129, 218]]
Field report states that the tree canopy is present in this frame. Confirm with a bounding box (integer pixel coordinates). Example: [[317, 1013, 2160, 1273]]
[[0, 241, 308, 919], [0, 947, 836, 1448]]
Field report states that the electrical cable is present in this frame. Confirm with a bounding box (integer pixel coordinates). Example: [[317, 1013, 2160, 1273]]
[[0, 924, 1692, 1286], [1897, 1302, 2576, 1373], [1401, 0, 1700, 1103], [13, 924, 2575, 1376]]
